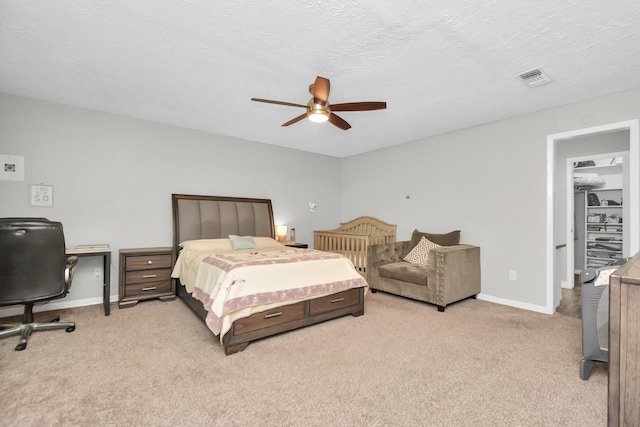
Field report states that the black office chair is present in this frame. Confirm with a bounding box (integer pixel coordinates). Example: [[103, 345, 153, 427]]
[[0, 218, 78, 351]]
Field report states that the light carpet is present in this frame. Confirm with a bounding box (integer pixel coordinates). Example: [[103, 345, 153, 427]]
[[0, 292, 607, 426]]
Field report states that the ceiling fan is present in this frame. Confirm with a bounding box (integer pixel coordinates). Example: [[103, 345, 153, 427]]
[[251, 76, 386, 130]]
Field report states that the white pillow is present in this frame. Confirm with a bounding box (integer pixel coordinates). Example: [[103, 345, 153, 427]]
[[179, 236, 284, 252], [179, 239, 232, 251], [253, 237, 285, 249], [403, 236, 441, 267]]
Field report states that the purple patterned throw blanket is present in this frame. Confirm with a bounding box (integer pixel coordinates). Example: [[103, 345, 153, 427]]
[[173, 247, 367, 342]]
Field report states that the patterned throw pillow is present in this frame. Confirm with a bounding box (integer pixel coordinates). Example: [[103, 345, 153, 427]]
[[403, 236, 441, 267]]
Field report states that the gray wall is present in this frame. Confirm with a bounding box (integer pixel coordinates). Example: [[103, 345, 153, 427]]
[[340, 87, 640, 311], [2, 87, 640, 314], [0, 93, 342, 309]]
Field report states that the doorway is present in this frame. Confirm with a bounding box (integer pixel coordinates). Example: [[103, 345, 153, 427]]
[[567, 151, 628, 277], [546, 119, 639, 314]]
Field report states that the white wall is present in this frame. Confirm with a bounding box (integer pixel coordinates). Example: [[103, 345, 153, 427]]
[[0, 93, 343, 310], [341, 87, 640, 311]]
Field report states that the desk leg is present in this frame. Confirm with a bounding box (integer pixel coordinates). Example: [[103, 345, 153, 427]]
[[103, 252, 111, 316]]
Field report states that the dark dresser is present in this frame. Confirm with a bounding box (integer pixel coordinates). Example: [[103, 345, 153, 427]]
[[608, 252, 640, 426]]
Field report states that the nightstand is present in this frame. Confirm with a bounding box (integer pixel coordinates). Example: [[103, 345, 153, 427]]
[[118, 247, 175, 308], [285, 243, 308, 248]]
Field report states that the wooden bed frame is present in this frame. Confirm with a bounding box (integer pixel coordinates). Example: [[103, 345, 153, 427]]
[[171, 193, 365, 355]]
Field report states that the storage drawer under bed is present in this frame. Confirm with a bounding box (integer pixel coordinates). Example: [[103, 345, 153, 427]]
[[233, 301, 306, 335], [309, 288, 361, 315]]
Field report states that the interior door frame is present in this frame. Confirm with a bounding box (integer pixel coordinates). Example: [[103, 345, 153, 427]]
[[546, 119, 639, 314]]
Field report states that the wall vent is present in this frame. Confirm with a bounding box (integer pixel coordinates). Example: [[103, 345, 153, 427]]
[[518, 68, 551, 87]]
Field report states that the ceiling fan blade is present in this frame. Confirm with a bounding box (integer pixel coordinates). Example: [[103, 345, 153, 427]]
[[312, 76, 330, 105], [281, 113, 308, 127], [251, 98, 308, 109], [328, 113, 351, 130], [330, 102, 387, 112]]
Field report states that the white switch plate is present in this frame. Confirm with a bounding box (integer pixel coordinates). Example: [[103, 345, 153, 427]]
[[509, 270, 517, 281]]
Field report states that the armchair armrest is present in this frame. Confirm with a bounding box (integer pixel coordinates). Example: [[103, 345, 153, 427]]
[[367, 240, 413, 284], [427, 245, 481, 308]]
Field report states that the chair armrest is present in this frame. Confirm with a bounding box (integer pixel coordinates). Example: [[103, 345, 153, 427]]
[[65, 255, 79, 290], [367, 240, 413, 283], [427, 245, 481, 307]]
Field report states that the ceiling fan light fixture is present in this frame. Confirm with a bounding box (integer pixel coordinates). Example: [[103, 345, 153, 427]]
[[307, 102, 330, 123], [308, 110, 329, 123]]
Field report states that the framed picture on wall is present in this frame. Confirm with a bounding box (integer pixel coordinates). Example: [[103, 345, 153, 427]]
[[1, 154, 25, 181], [30, 184, 54, 207]]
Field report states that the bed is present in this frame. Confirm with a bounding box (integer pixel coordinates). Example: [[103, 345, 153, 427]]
[[313, 216, 396, 279], [171, 194, 368, 355]]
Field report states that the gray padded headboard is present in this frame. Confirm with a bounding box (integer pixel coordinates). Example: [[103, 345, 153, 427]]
[[172, 194, 275, 249]]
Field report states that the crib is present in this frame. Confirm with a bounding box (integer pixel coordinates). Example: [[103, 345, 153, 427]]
[[314, 216, 396, 279]]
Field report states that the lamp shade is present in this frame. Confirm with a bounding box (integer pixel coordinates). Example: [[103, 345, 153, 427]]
[[275, 225, 287, 242]]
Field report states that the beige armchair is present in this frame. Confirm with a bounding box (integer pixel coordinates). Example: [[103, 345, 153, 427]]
[[367, 230, 481, 312]]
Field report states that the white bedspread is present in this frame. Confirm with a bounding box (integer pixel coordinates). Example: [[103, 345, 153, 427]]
[[172, 243, 368, 342]]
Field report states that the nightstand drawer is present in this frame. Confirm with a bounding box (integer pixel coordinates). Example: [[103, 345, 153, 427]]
[[124, 279, 173, 298], [309, 288, 360, 315], [125, 268, 171, 285], [125, 254, 172, 271]]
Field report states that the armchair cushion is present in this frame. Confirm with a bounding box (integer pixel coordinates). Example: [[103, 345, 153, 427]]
[[410, 229, 460, 249], [403, 236, 441, 267], [379, 262, 427, 286]]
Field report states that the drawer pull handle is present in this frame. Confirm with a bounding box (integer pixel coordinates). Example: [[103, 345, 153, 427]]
[[147, 260, 153, 265], [264, 312, 283, 319], [142, 274, 157, 278], [142, 286, 157, 291], [330, 297, 345, 303]]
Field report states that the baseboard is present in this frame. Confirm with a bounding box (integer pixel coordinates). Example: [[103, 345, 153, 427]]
[[476, 293, 552, 314], [0, 295, 118, 318], [561, 280, 574, 289]]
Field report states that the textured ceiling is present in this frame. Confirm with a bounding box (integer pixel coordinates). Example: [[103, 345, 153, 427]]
[[1, 1, 640, 157]]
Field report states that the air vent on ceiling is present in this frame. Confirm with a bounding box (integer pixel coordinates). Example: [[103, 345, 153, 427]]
[[518, 68, 551, 87]]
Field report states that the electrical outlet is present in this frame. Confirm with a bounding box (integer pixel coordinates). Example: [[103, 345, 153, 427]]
[[509, 270, 517, 281], [94, 267, 102, 278]]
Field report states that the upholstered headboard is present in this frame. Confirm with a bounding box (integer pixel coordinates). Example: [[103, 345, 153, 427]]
[[171, 194, 275, 250]]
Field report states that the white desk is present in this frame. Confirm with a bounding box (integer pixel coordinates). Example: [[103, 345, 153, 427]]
[[66, 247, 111, 316]]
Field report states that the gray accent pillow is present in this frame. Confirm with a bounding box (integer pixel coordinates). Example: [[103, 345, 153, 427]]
[[410, 229, 460, 250]]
